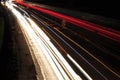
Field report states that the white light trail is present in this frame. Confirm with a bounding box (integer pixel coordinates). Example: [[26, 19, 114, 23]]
[[6, 2, 86, 80], [27, 17, 82, 80], [67, 54, 93, 80]]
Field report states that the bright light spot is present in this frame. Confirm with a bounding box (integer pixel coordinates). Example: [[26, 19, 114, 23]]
[[1, 0, 5, 6]]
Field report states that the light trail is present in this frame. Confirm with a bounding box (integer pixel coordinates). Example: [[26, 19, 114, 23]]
[[27, 13, 82, 80], [67, 54, 92, 80], [54, 27, 120, 78], [30, 14, 108, 79], [6, 2, 83, 80], [16, 2, 120, 43]]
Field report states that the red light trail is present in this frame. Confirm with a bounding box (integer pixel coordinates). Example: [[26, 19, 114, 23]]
[[16, 2, 120, 43]]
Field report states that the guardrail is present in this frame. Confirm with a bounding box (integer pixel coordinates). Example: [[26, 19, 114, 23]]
[[16, 2, 120, 43]]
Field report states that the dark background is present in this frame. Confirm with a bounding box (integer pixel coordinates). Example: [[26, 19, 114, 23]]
[[25, 0, 120, 20]]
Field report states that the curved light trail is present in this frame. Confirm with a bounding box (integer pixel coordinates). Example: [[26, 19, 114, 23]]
[[5, 1, 86, 80], [16, 2, 120, 43]]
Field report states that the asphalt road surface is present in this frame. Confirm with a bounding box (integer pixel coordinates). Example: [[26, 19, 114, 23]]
[[3, 1, 120, 80]]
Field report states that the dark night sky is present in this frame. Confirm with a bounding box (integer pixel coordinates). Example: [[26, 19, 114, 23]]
[[25, 0, 120, 20]]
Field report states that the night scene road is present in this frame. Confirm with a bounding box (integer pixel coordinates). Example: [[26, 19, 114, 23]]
[[0, 0, 120, 80]]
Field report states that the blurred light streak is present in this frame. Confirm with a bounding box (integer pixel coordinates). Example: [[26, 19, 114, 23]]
[[6, 2, 82, 80], [67, 54, 92, 80], [17, 2, 120, 43], [26, 13, 82, 80]]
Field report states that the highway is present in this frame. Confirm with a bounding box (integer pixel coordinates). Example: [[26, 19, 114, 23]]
[[3, 1, 120, 80]]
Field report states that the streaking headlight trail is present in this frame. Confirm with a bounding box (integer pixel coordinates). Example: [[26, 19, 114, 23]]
[[6, 1, 85, 80]]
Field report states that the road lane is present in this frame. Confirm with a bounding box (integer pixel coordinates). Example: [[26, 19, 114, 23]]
[[6, 2, 83, 80], [29, 9, 120, 79], [5, 1, 120, 80]]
